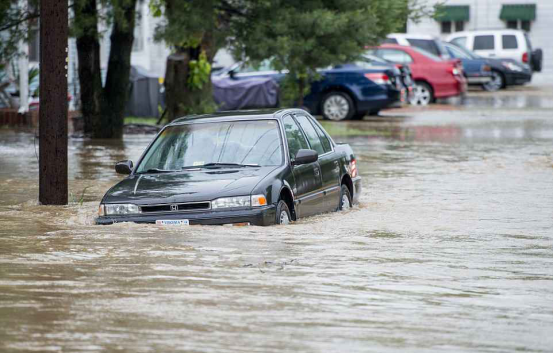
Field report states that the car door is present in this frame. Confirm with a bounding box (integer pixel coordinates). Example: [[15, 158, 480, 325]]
[[293, 114, 340, 213], [282, 115, 323, 218]]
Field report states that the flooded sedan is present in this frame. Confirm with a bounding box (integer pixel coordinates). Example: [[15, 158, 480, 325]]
[[0, 97, 551, 351]]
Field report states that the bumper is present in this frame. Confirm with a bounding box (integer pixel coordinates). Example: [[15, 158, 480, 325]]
[[357, 87, 402, 112], [95, 205, 277, 226], [505, 71, 532, 86], [467, 76, 492, 84]]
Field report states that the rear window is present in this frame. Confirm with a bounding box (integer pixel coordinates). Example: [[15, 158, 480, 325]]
[[375, 49, 413, 64], [502, 35, 518, 49], [473, 35, 494, 50], [406, 38, 440, 56]]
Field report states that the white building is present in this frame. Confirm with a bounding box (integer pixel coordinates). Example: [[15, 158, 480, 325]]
[[406, 0, 553, 83]]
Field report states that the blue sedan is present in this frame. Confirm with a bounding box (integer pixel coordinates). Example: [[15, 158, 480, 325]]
[[213, 60, 402, 121], [442, 42, 492, 87]]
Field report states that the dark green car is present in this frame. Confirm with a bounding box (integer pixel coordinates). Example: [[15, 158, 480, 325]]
[[96, 109, 361, 226]]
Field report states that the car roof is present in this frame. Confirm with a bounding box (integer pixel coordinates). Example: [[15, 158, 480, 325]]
[[447, 29, 524, 37], [168, 108, 308, 126], [388, 33, 438, 40]]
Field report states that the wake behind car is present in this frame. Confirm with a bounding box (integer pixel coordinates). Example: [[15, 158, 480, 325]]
[[96, 109, 361, 226]]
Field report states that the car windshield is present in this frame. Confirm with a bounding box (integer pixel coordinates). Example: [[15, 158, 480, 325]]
[[136, 120, 283, 173], [448, 43, 480, 59]]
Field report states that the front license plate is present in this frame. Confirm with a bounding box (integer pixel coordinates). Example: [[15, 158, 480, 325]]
[[156, 220, 189, 226]]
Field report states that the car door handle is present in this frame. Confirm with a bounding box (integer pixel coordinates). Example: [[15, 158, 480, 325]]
[[313, 166, 320, 176]]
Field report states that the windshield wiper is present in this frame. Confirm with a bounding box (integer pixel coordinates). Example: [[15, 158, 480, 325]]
[[138, 168, 180, 174], [182, 162, 260, 170]]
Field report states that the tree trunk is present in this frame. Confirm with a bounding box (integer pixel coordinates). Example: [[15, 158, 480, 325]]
[[164, 33, 217, 122], [74, 0, 102, 136], [97, 0, 137, 138], [164, 52, 190, 122]]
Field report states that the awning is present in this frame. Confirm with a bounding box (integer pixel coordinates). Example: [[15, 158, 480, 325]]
[[499, 4, 536, 21], [435, 5, 470, 22]]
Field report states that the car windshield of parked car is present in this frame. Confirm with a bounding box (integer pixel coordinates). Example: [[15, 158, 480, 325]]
[[136, 120, 283, 172], [445, 44, 472, 59], [449, 43, 481, 59]]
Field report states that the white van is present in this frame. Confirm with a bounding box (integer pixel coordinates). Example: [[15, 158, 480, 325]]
[[446, 29, 542, 72]]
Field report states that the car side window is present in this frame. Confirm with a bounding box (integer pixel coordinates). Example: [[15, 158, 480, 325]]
[[312, 121, 333, 153], [473, 35, 494, 50], [283, 115, 309, 160], [502, 35, 518, 49], [294, 115, 325, 156], [451, 36, 467, 48], [376, 49, 413, 64]]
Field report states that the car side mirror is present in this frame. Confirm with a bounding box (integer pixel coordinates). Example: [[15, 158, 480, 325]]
[[115, 160, 133, 175], [229, 69, 236, 79], [293, 149, 318, 165]]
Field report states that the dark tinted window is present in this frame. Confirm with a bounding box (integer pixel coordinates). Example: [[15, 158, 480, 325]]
[[283, 116, 309, 160], [502, 35, 518, 49], [382, 38, 398, 44], [295, 115, 325, 155], [521, 20, 531, 32], [406, 38, 440, 56], [473, 35, 494, 50]]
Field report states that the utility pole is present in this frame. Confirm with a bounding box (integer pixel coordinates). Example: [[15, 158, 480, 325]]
[[39, 0, 68, 205]]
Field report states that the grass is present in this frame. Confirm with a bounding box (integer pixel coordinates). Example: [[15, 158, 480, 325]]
[[124, 116, 158, 125], [319, 120, 389, 137]]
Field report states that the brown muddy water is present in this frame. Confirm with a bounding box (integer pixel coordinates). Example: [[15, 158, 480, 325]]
[[0, 106, 552, 352]]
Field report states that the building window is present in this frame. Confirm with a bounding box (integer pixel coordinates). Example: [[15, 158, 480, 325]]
[[500, 4, 535, 32], [455, 21, 464, 32], [441, 21, 451, 34], [441, 21, 465, 34]]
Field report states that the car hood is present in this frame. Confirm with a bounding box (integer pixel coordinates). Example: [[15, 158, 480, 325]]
[[102, 166, 279, 205]]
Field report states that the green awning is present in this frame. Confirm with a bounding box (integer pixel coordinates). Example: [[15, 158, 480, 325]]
[[435, 5, 470, 22], [500, 4, 536, 21]]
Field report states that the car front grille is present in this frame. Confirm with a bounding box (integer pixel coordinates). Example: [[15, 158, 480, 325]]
[[140, 202, 211, 214]]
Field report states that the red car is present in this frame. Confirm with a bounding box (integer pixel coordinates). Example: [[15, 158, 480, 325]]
[[368, 44, 466, 105]]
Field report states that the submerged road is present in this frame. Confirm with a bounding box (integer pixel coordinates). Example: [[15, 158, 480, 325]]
[[0, 93, 552, 352]]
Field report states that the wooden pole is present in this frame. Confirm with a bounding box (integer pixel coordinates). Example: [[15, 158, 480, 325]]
[[39, 0, 68, 205]]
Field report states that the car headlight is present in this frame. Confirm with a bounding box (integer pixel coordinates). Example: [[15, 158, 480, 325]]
[[211, 195, 267, 209], [100, 203, 139, 216], [502, 62, 523, 72]]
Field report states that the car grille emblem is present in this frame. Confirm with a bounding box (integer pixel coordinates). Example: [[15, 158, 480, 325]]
[[170, 204, 178, 211]]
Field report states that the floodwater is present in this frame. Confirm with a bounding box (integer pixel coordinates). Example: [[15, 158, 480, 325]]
[[0, 101, 552, 351]]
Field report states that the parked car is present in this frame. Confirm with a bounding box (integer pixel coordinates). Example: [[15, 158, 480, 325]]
[[214, 60, 402, 120], [442, 41, 492, 88], [361, 53, 415, 106], [444, 41, 532, 91], [446, 29, 542, 72], [385, 33, 451, 60], [96, 109, 362, 226], [368, 44, 466, 106]]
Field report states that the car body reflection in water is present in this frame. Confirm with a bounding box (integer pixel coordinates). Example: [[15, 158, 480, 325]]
[[0, 105, 552, 352]]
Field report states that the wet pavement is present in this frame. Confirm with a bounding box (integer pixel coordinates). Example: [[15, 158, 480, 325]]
[[0, 94, 552, 352]]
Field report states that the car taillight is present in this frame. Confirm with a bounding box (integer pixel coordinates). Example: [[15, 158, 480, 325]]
[[349, 159, 358, 178], [522, 52, 528, 63], [364, 73, 390, 85], [448, 66, 461, 76]]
